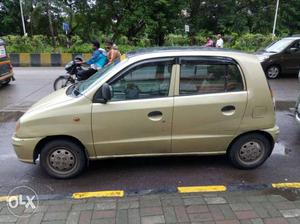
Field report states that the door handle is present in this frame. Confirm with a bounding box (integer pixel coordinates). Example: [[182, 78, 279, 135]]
[[148, 111, 163, 121], [221, 105, 236, 115]]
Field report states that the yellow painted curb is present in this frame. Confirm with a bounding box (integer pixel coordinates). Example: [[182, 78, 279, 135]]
[[178, 185, 227, 193], [0, 195, 18, 202], [272, 183, 300, 189], [40, 53, 51, 66], [72, 190, 124, 199], [19, 53, 30, 66]]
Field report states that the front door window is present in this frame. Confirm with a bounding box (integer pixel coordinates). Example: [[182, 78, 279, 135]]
[[110, 61, 173, 101]]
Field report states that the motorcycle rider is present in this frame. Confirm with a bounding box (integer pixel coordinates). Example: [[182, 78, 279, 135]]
[[77, 41, 107, 80]]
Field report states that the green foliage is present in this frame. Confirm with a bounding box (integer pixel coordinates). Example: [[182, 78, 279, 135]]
[[1, 33, 283, 54]]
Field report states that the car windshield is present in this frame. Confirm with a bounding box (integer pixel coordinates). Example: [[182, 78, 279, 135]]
[[265, 39, 295, 53], [70, 59, 127, 96]]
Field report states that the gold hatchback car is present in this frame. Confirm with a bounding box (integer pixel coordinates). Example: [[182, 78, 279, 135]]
[[12, 47, 279, 178]]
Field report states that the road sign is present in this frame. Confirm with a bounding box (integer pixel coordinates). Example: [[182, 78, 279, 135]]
[[63, 22, 69, 33], [185, 24, 190, 33]]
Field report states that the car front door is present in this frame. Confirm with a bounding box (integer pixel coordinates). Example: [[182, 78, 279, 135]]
[[282, 40, 300, 73], [92, 58, 175, 157], [172, 57, 247, 153]]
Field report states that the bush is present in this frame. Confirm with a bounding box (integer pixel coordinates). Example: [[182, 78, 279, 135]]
[[0, 33, 282, 54]]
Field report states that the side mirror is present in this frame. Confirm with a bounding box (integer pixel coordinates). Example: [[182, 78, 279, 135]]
[[101, 83, 112, 103]]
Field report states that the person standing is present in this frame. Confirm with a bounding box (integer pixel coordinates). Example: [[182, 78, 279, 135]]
[[216, 34, 224, 48], [204, 37, 214, 47]]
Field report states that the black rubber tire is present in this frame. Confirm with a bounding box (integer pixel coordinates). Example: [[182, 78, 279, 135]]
[[227, 133, 272, 169], [1, 78, 11, 86], [266, 65, 280, 79], [53, 76, 69, 91], [40, 139, 86, 179]]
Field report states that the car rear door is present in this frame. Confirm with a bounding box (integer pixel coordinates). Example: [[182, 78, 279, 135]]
[[171, 56, 248, 153]]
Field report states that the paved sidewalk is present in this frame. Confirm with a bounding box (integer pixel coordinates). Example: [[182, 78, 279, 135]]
[[1, 190, 300, 224]]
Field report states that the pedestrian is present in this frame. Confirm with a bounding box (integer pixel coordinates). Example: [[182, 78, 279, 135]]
[[105, 40, 121, 65], [204, 36, 214, 47], [216, 34, 224, 48], [77, 41, 108, 80]]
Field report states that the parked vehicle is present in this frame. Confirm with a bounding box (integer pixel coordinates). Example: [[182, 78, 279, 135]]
[[0, 39, 14, 86], [257, 36, 300, 79], [53, 56, 84, 91], [12, 47, 279, 178], [293, 70, 300, 123]]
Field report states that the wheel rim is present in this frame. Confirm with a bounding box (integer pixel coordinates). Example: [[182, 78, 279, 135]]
[[267, 66, 279, 78], [237, 140, 265, 165], [55, 78, 68, 90], [47, 147, 77, 175]]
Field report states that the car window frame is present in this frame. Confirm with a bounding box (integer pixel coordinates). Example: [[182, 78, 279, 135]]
[[177, 56, 246, 96], [93, 57, 176, 103]]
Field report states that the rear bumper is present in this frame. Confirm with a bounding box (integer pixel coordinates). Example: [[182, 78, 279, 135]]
[[0, 72, 13, 81], [12, 136, 42, 164], [263, 125, 280, 143]]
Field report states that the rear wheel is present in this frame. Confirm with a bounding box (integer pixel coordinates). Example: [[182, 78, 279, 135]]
[[266, 65, 280, 79], [1, 78, 11, 86], [40, 139, 86, 179], [53, 76, 73, 91], [227, 133, 272, 169]]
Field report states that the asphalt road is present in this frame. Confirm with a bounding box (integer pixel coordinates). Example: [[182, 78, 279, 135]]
[[0, 68, 300, 195]]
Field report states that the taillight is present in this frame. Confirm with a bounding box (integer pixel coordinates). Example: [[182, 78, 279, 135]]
[[9, 63, 13, 70]]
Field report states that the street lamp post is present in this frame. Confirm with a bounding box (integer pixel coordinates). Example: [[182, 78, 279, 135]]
[[19, 0, 27, 36], [272, 0, 280, 36]]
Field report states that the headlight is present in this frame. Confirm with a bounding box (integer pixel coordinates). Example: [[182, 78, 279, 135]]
[[257, 55, 269, 62]]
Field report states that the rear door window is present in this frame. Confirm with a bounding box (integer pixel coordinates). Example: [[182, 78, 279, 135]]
[[179, 58, 244, 95]]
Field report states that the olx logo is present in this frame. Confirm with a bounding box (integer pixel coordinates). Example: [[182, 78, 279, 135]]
[[7, 186, 39, 218]]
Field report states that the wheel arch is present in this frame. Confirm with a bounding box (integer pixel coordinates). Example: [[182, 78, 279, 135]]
[[33, 135, 89, 165], [227, 130, 275, 157]]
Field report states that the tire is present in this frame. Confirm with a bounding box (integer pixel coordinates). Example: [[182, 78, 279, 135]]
[[227, 133, 272, 169], [40, 139, 86, 179], [266, 65, 280, 79], [1, 78, 11, 86], [53, 76, 71, 91]]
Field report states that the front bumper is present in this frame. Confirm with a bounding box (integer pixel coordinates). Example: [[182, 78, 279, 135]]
[[12, 136, 42, 164]]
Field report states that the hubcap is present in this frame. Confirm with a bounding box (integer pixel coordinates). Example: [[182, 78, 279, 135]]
[[48, 148, 76, 173], [238, 141, 265, 164], [267, 67, 279, 78]]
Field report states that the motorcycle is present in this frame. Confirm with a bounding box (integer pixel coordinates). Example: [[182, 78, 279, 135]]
[[53, 56, 84, 91]]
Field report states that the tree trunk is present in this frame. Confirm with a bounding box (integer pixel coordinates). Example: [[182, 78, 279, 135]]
[[47, 0, 56, 47]]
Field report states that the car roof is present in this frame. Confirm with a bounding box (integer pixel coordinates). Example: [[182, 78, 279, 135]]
[[282, 36, 300, 40], [126, 46, 246, 58]]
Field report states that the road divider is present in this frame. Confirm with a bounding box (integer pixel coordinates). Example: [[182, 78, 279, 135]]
[[9, 53, 92, 67]]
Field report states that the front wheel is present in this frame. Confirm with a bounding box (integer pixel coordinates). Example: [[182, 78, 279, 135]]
[[227, 133, 272, 169], [53, 76, 74, 91], [40, 139, 87, 179], [266, 65, 280, 79]]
